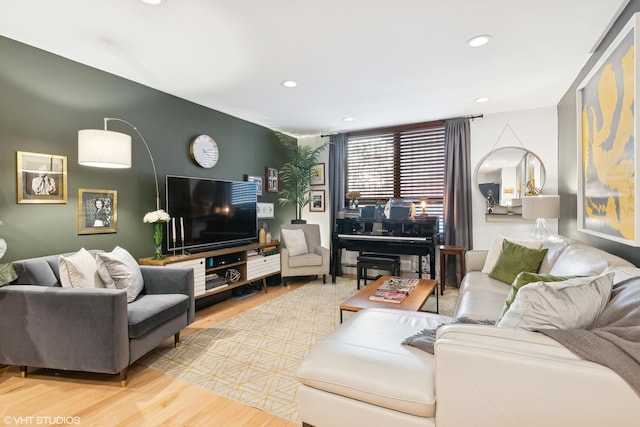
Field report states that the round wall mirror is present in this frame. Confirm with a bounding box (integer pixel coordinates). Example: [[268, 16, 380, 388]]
[[475, 146, 545, 208]]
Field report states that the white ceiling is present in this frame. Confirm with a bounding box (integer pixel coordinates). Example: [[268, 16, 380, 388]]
[[0, 0, 629, 137]]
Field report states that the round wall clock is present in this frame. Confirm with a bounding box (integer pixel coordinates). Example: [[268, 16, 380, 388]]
[[189, 134, 219, 168]]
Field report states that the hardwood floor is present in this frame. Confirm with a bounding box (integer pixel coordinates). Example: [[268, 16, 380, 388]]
[[0, 281, 308, 427]]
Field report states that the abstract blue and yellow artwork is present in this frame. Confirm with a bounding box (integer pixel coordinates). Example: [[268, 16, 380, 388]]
[[577, 13, 640, 246]]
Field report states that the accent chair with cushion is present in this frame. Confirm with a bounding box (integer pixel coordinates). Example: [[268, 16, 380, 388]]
[[0, 247, 194, 386], [280, 224, 330, 284]]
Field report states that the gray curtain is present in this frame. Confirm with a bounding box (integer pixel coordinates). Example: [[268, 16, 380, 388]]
[[443, 118, 473, 286], [329, 133, 346, 274]]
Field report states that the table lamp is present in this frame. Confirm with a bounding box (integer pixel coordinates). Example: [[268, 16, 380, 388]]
[[521, 195, 560, 240]]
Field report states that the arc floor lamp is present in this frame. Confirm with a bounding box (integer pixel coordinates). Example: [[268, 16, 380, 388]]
[[78, 118, 160, 211]]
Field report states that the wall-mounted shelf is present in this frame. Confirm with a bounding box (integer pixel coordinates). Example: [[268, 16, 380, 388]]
[[485, 213, 536, 223]]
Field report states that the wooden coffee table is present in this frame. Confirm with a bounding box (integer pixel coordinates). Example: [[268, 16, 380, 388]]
[[339, 275, 438, 323]]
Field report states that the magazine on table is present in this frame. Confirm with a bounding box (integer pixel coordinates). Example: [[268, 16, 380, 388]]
[[377, 277, 419, 295], [368, 290, 407, 303]]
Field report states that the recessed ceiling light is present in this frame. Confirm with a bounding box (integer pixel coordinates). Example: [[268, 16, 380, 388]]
[[281, 80, 298, 88], [467, 35, 491, 47], [474, 97, 489, 103], [140, 0, 166, 5], [343, 117, 354, 122]]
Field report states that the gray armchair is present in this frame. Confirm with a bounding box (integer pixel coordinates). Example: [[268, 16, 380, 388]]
[[280, 224, 330, 284], [0, 250, 194, 386]]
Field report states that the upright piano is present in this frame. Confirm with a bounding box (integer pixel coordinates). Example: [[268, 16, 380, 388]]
[[332, 217, 440, 283]]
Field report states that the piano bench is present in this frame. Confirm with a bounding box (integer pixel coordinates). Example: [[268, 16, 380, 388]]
[[356, 254, 401, 289]]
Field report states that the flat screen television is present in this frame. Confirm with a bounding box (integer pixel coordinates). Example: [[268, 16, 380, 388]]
[[165, 175, 258, 253]]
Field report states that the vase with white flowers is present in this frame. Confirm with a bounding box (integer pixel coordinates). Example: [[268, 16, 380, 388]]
[[143, 209, 171, 260]]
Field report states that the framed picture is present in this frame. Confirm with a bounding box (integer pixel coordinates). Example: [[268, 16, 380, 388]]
[[266, 167, 279, 192], [309, 190, 325, 212], [245, 174, 263, 196], [257, 202, 274, 219], [576, 13, 640, 246], [16, 151, 67, 204], [78, 189, 117, 235], [310, 163, 325, 186]]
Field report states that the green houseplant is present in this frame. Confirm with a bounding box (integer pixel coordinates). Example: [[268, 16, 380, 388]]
[[278, 136, 329, 222]]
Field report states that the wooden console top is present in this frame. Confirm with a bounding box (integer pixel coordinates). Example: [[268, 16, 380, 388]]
[[139, 241, 280, 266]]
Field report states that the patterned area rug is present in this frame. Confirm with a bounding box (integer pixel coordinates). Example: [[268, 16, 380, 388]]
[[139, 276, 459, 422]]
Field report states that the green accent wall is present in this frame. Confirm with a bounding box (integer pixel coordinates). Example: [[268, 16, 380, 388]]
[[558, 0, 640, 266], [0, 36, 294, 262]]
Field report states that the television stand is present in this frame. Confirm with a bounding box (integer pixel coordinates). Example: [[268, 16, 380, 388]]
[[139, 242, 281, 302]]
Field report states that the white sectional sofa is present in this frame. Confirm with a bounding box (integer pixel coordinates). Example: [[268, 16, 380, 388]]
[[295, 235, 640, 427]]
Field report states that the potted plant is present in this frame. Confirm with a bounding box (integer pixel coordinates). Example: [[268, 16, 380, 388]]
[[278, 135, 329, 223]]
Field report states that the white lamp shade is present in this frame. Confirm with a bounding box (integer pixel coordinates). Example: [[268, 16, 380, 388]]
[[78, 129, 132, 168], [521, 195, 560, 219]]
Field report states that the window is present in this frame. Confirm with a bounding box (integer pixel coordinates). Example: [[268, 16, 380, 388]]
[[345, 121, 445, 226]]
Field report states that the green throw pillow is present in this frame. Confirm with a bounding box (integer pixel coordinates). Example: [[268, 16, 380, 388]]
[[488, 239, 548, 285], [499, 272, 579, 318]]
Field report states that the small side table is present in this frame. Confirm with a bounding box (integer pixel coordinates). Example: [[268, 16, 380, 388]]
[[438, 245, 465, 295]]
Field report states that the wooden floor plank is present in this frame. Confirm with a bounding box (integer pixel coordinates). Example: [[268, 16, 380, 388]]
[[0, 280, 309, 427]]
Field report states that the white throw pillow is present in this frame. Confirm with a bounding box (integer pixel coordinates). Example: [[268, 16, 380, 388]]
[[497, 271, 615, 331], [481, 235, 543, 274], [537, 235, 569, 274], [281, 228, 309, 256], [548, 246, 608, 276], [605, 265, 640, 284], [59, 248, 105, 288], [96, 246, 144, 303]]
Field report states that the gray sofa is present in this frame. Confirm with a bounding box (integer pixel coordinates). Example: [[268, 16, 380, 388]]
[[0, 250, 194, 385]]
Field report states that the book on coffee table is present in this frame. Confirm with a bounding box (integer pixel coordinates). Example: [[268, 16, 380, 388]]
[[368, 290, 407, 303], [377, 277, 419, 295]]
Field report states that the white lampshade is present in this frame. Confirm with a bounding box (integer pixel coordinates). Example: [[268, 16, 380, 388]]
[[78, 129, 132, 168], [521, 195, 560, 220], [521, 195, 560, 240]]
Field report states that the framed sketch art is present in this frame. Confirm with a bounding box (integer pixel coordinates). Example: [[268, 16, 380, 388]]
[[78, 189, 117, 235], [257, 202, 274, 219], [310, 163, 325, 186], [266, 167, 279, 192], [244, 174, 263, 196], [16, 151, 67, 204], [309, 190, 326, 212], [576, 12, 640, 246]]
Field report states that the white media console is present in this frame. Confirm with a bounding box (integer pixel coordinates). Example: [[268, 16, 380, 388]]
[[139, 242, 281, 300]]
